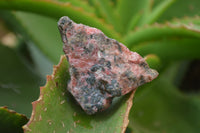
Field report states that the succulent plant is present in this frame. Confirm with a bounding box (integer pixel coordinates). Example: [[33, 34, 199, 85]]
[[0, 0, 200, 133]]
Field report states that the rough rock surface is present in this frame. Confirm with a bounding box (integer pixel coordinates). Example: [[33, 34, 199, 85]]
[[58, 16, 158, 115]]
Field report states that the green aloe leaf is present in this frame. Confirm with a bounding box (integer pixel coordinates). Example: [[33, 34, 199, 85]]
[[0, 107, 28, 133], [171, 16, 200, 25], [133, 38, 200, 61], [125, 17, 200, 61], [158, 0, 200, 22], [144, 54, 161, 70], [0, 0, 120, 40], [2, 10, 121, 64], [0, 44, 41, 117], [52, 0, 95, 13], [116, 0, 150, 33], [12, 11, 63, 64], [124, 0, 177, 32], [128, 63, 200, 133], [124, 17, 200, 48], [23, 56, 135, 133], [92, 0, 122, 33], [141, 0, 176, 25]]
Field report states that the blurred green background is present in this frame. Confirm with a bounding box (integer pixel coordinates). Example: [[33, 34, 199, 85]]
[[0, 0, 200, 133]]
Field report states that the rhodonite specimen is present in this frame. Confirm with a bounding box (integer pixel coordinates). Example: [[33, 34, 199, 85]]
[[58, 16, 158, 115]]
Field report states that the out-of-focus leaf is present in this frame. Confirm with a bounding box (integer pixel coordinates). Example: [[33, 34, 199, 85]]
[[133, 38, 200, 60], [1, 11, 54, 78], [13, 11, 63, 63], [116, 0, 150, 33], [171, 16, 200, 25], [52, 0, 95, 13], [92, 0, 122, 33], [125, 17, 200, 61], [144, 54, 161, 70], [124, 18, 200, 47], [24, 56, 135, 133], [129, 63, 200, 133], [27, 43, 54, 78], [4, 11, 120, 64], [124, 0, 177, 32], [0, 0, 120, 40], [142, 0, 176, 25], [158, 0, 200, 22], [0, 107, 28, 133], [0, 44, 41, 117], [0, 10, 62, 64]]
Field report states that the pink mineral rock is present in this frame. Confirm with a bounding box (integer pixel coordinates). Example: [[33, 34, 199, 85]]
[[58, 16, 158, 115]]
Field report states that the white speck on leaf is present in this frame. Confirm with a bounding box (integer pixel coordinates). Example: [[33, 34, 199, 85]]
[[44, 107, 47, 112], [39, 115, 42, 121], [61, 121, 65, 127], [60, 100, 65, 104]]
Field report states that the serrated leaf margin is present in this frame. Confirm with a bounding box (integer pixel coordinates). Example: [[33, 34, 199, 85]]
[[23, 55, 67, 132]]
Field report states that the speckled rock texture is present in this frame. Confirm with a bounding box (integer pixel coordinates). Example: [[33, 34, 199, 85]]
[[58, 16, 158, 115]]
